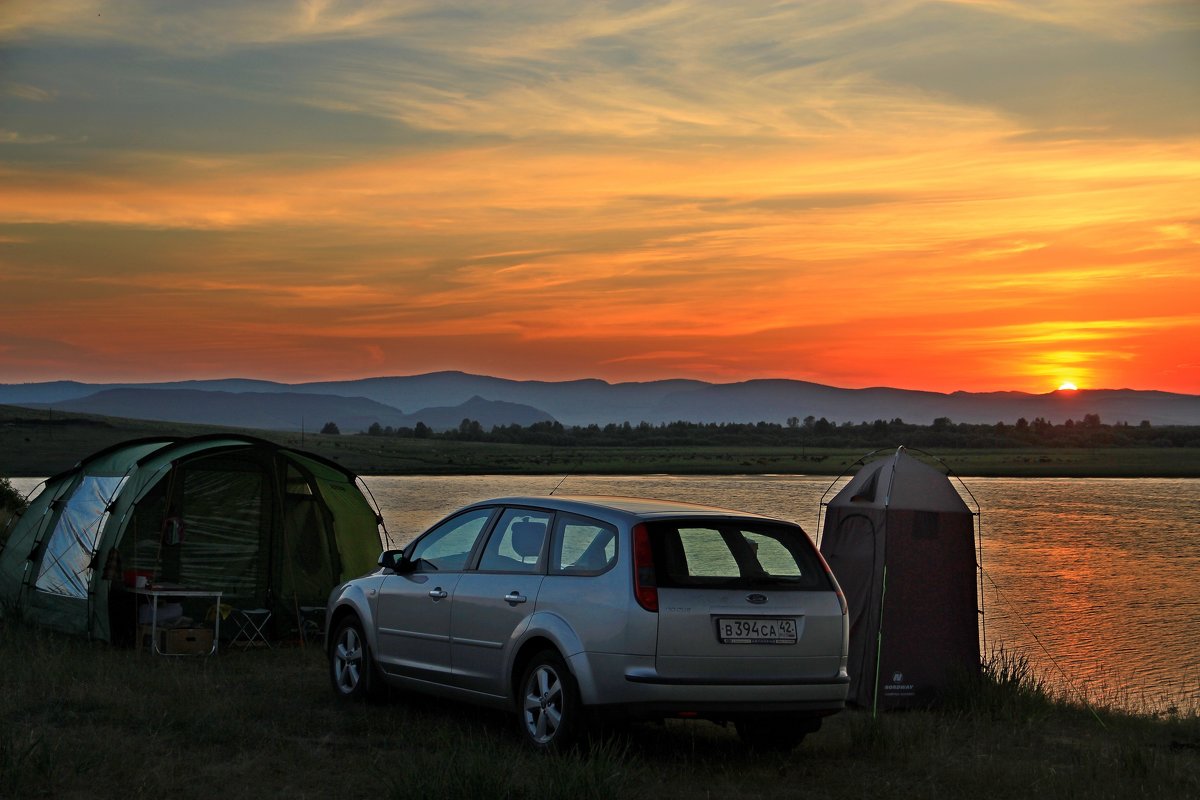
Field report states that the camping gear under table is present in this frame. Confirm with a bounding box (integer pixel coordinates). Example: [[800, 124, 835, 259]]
[[132, 586, 223, 656]]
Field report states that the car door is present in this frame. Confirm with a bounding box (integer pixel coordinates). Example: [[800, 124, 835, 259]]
[[374, 506, 496, 684], [449, 507, 552, 696]]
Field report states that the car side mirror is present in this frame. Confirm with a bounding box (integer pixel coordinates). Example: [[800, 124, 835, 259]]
[[378, 549, 406, 573]]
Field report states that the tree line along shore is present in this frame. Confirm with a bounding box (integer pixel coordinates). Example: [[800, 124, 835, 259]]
[[2, 404, 1199, 479]]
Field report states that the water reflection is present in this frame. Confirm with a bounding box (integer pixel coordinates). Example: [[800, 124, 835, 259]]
[[8, 473, 1198, 712], [359, 474, 1200, 714]]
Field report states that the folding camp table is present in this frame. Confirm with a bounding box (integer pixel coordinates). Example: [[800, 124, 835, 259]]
[[133, 586, 222, 656]]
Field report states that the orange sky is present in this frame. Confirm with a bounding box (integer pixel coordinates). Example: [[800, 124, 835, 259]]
[[1, 1, 1197, 393]]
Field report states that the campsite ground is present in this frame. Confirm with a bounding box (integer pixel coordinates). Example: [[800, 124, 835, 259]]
[[3, 405, 1199, 478], [1, 624, 1196, 800]]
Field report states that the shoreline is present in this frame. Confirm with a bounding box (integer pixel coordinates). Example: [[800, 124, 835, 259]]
[[5, 448, 1200, 480]]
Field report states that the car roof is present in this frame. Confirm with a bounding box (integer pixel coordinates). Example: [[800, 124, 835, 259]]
[[469, 494, 786, 523]]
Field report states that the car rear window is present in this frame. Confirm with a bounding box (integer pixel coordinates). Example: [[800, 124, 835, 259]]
[[645, 519, 831, 590]]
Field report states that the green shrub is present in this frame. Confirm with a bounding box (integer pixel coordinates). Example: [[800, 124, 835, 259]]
[[0, 477, 28, 546], [0, 477, 26, 512], [945, 645, 1056, 722]]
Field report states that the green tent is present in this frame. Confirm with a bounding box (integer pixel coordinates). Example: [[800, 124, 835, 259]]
[[0, 435, 384, 643]]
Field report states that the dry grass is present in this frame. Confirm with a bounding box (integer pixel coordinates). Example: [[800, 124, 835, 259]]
[[1, 623, 1197, 800]]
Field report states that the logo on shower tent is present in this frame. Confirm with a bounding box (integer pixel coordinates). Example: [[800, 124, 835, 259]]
[[884, 670, 914, 696]]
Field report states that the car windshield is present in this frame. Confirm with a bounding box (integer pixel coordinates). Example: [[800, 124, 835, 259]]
[[645, 519, 831, 590]]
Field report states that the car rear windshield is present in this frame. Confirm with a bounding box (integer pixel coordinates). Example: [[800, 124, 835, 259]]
[[644, 518, 831, 590]]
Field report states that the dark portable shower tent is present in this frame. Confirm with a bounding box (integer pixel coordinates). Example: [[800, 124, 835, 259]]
[[0, 434, 384, 642], [818, 447, 982, 711]]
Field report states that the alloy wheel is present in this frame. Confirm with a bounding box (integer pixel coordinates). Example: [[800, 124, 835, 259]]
[[334, 625, 363, 695], [522, 663, 564, 744]]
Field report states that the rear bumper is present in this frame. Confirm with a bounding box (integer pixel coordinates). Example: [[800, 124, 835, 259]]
[[569, 652, 850, 713], [624, 668, 850, 687]]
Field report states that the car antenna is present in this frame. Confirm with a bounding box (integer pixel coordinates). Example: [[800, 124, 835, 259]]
[[548, 474, 569, 496]]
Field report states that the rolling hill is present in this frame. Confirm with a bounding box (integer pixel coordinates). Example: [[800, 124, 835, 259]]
[[2, 372, 1197, 430]]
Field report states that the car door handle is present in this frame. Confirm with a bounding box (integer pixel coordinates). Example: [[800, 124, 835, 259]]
[[504, 592, 527, 605], [428, 588, 448, 600]]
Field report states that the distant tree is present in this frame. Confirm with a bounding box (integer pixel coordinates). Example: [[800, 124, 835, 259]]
[[932, 416, 953, 430], [320, 421, 341, 435], [458, 418, 483, 439], [367, 422, 384, 436], [1082, 413, 1102, 429], [414, 421, 431, 438], [786, 416, 800, 429], [1015, 417, 1029, 432], [1140, 420, 1152, 428], [803, 415, 816, 430]]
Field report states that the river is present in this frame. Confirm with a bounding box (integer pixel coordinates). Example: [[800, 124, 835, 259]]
[[9, 473, 1198, 714]]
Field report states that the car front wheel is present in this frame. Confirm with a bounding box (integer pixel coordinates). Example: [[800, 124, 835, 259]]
[[329, 616, 380, 701], [517, 650, 581, 751]]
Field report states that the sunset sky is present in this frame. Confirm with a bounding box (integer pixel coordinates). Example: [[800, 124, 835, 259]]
[[2, 1, 1197, 393]]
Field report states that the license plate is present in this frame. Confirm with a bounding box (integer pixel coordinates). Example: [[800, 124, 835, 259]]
[[716, 617, 797, 645]]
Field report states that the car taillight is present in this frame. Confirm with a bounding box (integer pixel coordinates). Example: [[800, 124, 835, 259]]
[[815, 547, 847, 615], [632, 523, 658, 612]]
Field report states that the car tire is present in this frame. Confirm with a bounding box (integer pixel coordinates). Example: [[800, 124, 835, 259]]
[[329, 616, 384, 702], [734, 716, 810, 753], [517, 650, 582, 751]]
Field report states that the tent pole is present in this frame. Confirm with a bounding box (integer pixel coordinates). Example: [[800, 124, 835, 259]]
[[873, 564, 888, 719], [976, 508, 986, 657], [870, 450, 901, 716]]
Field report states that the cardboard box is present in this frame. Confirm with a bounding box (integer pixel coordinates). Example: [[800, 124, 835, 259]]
[[158, 627, 214, 655]]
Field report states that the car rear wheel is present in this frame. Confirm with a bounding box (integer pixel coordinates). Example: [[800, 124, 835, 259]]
[[329, 616, 384, 701], [517, 650, 581, 751]]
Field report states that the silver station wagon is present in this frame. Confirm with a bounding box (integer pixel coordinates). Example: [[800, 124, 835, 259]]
[[326, 495, 849, 750]]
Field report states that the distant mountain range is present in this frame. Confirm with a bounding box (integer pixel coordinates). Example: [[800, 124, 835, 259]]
[[1, 372, 1197, 432]]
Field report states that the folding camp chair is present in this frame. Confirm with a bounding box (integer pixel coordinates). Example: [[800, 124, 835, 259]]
[[230, 607, 272, 649]]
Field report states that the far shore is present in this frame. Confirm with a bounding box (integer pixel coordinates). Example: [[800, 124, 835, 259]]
[[3, 405, 1198, 479], [4, 438, 1198, 480]]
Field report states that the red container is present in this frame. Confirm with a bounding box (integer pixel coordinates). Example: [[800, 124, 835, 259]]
[[122, 569, 153, 588]]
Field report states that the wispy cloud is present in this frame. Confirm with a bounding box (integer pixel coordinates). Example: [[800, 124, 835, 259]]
[[0, 1, 1196, 390]]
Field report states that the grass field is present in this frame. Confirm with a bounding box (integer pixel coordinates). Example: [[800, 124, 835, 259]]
[[3, 406, 1199, 478], [1, 623, 1197, 800]]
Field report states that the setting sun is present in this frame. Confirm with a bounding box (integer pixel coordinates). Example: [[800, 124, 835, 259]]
[[1058, 382, 1079, 391], [0, 3, 1197, 394]]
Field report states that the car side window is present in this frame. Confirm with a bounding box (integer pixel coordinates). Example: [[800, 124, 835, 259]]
[[477, 508, 551, 573], [408, 507, 495, 572], [551, 514, 617, 575]]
